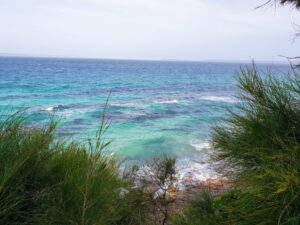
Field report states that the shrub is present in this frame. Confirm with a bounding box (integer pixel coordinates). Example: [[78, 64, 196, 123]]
[[172, 190, 219, 225], [0, 111, 135, 225], [120, 156, 178, 225], [211, 65, 300, 224], [0, 111, 180, 225], [172, 64, 300, 225]]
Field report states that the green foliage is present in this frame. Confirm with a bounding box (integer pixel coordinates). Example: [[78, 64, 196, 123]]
[[172, 65, 300, 225], [0, 111, 58, 224], [172, 190, 219, 225], [0, 112, 154, 225], [211, 65, 300, 224], [120, 156, 178, 225], [2, 65, 300, 225], [150, 156, 177, 225], [0, 111, 180, 225], [151, 156, 177, 186]]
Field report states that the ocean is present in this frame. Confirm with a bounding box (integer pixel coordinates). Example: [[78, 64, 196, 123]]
[[0, 57, 290, 179]]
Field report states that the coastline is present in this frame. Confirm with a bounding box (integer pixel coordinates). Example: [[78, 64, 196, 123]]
[[169, 178, 231, 214]]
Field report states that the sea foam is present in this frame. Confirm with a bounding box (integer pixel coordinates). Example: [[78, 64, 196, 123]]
[[153, 99, 180, 104], [109, 101, 147, 109], [198, 95, 237, 103], [190, 141, 211, 151], [45, 106, 54, 112]]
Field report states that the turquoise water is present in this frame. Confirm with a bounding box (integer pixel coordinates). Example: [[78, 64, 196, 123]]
[[0, 57, 290, 163]]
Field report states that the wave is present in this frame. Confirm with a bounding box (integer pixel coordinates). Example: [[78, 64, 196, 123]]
[[41, 105, 69, 112], [123, 111, 146, 117], [109, 101, 147, 109], [176, 159, 222, 190], [189, 141, 211, 151], [128, 158, 222, 191], [120, 139, 222, 190], [45, 106, 54, 112], [109, 102, 136, 107], [189, 141, 212, 165], [198, 95, 237, 103], [40, 104, 95, 117], [153, 99, 180, 104]]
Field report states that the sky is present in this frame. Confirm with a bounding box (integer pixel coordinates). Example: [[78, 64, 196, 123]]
[[0, 0, 300, 62]]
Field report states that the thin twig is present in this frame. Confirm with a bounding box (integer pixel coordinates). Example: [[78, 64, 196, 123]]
[[277, 195, 298, 225]]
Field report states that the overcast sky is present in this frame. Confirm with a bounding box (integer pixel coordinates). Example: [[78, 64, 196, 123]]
[[0, 0, 299, 61]]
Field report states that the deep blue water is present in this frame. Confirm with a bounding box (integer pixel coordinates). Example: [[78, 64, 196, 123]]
[[0, 57, 290, 163]]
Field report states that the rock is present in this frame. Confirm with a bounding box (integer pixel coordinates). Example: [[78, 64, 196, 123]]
[[115, 187, 129, 198]]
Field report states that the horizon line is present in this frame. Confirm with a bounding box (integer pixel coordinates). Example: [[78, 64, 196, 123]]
[[0, 53, 290, 65]]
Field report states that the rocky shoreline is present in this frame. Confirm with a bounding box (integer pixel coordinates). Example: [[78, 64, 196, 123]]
[[169, 178, 230, 213]]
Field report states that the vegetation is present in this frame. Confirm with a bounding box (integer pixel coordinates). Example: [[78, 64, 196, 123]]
[[172, 65, 300, 225], [172, 190, 217, 225], [3, 64, 299, 225], [1, 68, 299, 225], [279, 0, 300, 8], [120, 156, 178, 225], [261, 0, 300, 8], [0, 111, 124, 225], [1, 3, 299, 224], [0, 111, 179, 225]]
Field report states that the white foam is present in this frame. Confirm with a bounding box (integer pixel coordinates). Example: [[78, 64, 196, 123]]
[[124, 111, 146, 117], [153, 99, 179, 104], [122, 156, 222, 191], [199, 95, 237, 103], [109, 101, 147, 108], [41, 106, 94, 118], [110, 102, 136, 107], [190, 141, 211, 151], [39, 106, 54, 112], [45, 106, 54, 112], [189, 141, 213, 164], [57, 108, 94, 117], [176, 159, 221, 190]]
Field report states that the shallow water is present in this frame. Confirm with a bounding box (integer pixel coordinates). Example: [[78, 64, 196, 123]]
[[0, 57, 290, 177]]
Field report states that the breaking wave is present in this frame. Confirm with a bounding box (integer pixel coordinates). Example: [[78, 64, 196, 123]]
[[198, 95, 237, 103]]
